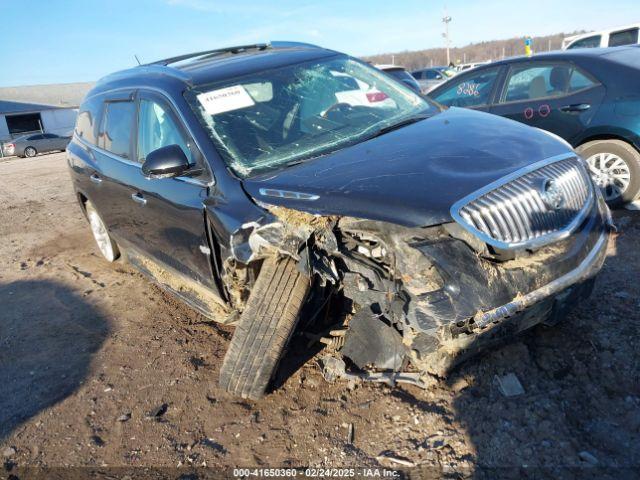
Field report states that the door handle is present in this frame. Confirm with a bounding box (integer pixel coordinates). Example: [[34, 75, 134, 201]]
[[131, 193, 147, 206], [90, 173, 102, 184], [560, 103, 590, 113]]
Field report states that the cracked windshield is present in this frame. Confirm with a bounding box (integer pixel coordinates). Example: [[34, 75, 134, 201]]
[[187, 56, 433, 177]]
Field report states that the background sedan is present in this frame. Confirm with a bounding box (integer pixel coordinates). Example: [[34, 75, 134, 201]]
[[4, 133, 70, 158], [428, 45, 640, 205]]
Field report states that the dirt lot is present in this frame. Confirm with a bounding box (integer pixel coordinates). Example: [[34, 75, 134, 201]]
[[1, 152, 640, 476]]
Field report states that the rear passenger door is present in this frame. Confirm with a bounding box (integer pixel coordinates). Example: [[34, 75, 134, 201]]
[[88, 92, 139, 241], [489, 61, 606, 144], [42, 133, 63, 151], [27, 134, 46, 150]]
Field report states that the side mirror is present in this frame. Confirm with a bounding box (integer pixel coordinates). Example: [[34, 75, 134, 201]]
[[142, 144, 191, 179], [435, 74, 443, 80]]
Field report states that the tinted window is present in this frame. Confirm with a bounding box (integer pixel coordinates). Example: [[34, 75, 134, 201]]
[[504, 64, 573, 102], [425, 70, 442, 80], [386, 69, 421, 89], [609, 28, 639, 47], [411, 71, 423, 79], [75, 96, 104, 145], [568, 68, 596, 92], [567, 35, 601, 49], [43, 133, 58, 138], [502, 63, 595, 102], [99, 101, 135, 158], [137, 98, 192, 163], [27, 134, 43, 140], [431, 67, 500, 107]]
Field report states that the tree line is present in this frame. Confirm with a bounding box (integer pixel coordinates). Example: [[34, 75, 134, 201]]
[[363, 32, 579, 70]]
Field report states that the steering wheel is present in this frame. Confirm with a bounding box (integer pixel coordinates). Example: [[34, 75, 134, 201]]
[[321, 102, 353, 118]]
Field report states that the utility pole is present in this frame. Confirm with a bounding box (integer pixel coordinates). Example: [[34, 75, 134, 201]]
[[442, 10, 452, 65]]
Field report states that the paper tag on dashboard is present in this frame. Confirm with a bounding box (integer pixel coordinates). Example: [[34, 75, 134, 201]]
[[196, 85, 255, 115]]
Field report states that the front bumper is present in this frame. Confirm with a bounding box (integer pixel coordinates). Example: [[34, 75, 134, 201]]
[[473, 228, 608, 330], [409, 206, 611, 375]]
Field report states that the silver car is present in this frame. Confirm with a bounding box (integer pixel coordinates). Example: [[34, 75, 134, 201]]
[[4, 133, 70, 157]]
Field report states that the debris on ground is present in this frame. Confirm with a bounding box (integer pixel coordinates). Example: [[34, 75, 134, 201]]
[[2, 447, 16, 458], [624, 200, 640, 211], [494, 373, 525, 397], [147, 403, 168, 419], [376, 452, 415, 467], [1, 153, 640, 470], [117, 413, 131, 422], [578, 451, 599, 465]]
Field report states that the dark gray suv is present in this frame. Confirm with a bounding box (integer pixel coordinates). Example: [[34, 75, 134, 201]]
[[67, 42, 613, 399]]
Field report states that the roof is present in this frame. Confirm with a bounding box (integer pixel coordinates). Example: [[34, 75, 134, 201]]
[[475, 44, 640, 68], [93, 41, 337, 92], [0, 100, 68, 115], [0, 82, 94, 109], [563, 23, 640, 43], [375, 64, 407, 70]]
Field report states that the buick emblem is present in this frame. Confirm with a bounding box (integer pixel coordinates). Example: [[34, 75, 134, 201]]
[[540, 178, 565, 210]]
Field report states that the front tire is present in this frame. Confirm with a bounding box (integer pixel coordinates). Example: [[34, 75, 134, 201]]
[[577, 140, 640, 206], [24, 146, 37, 157], [219, 255, 310, 400], [85, 201, 120, 262]]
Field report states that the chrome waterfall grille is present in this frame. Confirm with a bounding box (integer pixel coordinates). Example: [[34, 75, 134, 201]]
[[451, 154, 594, 249]]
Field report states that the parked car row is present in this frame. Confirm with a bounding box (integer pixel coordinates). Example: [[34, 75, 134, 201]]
[[410, 66, 456, 93], [68, 41, 612, 399], [563, 23, 640, 50], [2, 133, 70, 157], [427, 44, 640, 206]]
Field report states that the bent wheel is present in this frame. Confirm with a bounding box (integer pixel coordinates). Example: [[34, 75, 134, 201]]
[[85, 201, 120, 262], [219, 255, 310, 400]]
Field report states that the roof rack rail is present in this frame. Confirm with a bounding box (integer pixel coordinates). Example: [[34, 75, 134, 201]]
[[147, 43, 271, 66]]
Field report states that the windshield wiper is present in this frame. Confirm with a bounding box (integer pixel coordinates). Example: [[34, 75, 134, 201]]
[[368, 114, 431, 139]]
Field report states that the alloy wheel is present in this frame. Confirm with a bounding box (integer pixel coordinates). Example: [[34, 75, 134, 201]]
[[87, 207, 117, 261], [586, 152, 631, 202]]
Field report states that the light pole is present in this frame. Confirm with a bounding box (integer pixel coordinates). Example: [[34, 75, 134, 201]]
[[442, 12, 452, 65]]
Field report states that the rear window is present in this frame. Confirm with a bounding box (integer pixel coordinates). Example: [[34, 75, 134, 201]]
[[75, 96, 104, 145], [98, 101, 135, 158], [609, 28, 639, 47], [425, 70, 442, 80]]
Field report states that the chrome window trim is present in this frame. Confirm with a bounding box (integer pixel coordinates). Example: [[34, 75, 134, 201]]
[[450, 152, 594, 250], [75, 83, 216, 188], [75, 134, 213, 187]]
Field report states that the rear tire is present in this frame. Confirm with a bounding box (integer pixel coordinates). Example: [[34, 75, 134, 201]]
[[577, 140, 640, 206], [219, 255, 310, 400], [24, 146, 37, 157], [85, 201, 120, 262]]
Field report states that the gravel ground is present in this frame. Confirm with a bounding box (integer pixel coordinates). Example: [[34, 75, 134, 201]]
[[1, 152, 639, 476]]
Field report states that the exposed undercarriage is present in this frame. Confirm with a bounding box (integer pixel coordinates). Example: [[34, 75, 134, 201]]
[[216, 196, 611, 388]]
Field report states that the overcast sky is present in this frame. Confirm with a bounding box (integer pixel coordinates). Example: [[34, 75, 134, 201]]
[[1, 0, 638, 87]]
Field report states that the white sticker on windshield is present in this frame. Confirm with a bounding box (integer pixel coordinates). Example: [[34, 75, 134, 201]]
[[196, 85, 255, 115]]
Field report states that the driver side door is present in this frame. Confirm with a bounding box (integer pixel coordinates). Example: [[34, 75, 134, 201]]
[[123, 90, 218, 293]]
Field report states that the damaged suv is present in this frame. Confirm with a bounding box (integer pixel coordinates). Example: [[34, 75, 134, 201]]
[[67, 42, 613, 400]]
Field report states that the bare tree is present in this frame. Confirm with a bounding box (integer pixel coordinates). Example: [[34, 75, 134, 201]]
[[364, 32, 579, 70]]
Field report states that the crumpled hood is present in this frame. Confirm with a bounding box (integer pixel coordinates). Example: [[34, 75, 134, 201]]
[[242, 107, 572, 227]]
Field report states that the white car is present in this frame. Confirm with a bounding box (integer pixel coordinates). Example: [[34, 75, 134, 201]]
[[562, 23, 640, 50], [330, 71, 396, 110]]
